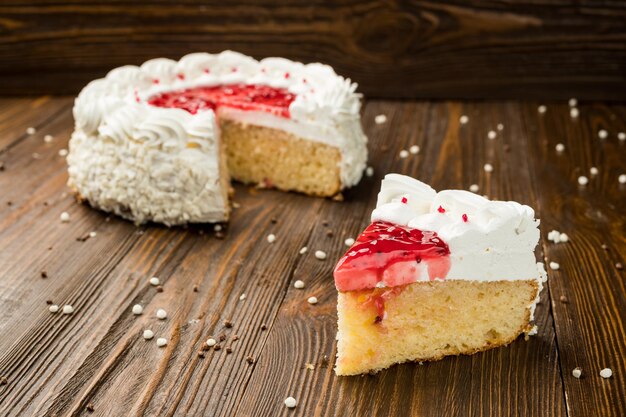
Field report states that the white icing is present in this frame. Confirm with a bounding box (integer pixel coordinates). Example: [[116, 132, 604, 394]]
[[73, 51, 366, 188], [372, 174, 543, 283]]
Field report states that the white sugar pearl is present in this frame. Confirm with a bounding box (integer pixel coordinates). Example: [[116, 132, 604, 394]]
[[314, 250, 327, 260], [590, 167, 598, 175], [60, 212, 70, 222], [560, 233, 569, 242], [143, 329, 154, 340], [549, 262, 560, 271], [487, 130, 497, 140], [570, 108, 579, 118], [599, 368, 613, 378], [26, 127, 36, 135], [578, 176, 588, 186], [49, 305, 59, 313], [374, 114, 387, 124], [294, 280, 305, 289], [149, 277, 160, 286], [409, 145, 420, 154], [469, 184, 479, 193], [619, 174, 626, 184], [538, 105, 547, 114], [266, 234, 276, 243], [365, 166, 374, 177], [43, 134, 54, 143], [58, 149, 68, 157], [572, 367, 582, 378], [598, 129, 608, 139], [213, 224, 222, 232], [568, 98, 577, 107], [206, 338, 217, 347], [459, 115, 469, 124], [299, 247, 307, 255], [284, 397, 297, 408], [497, 123, 504, 131], [156, 337, 167, 347], [88, 231, 97, 238], [307, 296, 318, 304], [132, 304, 143, 315], [156, 309, 167, 320], [399, 150, 409, 159], [556, 143, 565, 152], [62, 305, 74, 314], [239, 293, 246, 301], [484, 163, 493, 173], [618, 132, 625, 141], [344, 238, 355, 246]]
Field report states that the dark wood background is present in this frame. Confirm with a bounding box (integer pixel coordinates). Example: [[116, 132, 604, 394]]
[[1, 0, 625, 99]]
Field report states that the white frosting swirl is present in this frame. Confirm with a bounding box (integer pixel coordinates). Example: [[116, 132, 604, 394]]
[[372, 174, 545, 283]]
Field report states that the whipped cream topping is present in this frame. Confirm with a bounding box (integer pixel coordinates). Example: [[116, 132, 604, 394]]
[[371, 174, 544, 283], [72, 51, 367, 187]]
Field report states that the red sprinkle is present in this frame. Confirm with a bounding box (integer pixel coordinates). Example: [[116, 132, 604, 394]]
[[284, 72, 290, 79], [152, 79, 160, 84], [462, 213, 468, 222], [437, 206, 446, 213], [203, 69, 210, 74], [401, 197, 408, 204], [177, 73, 185, 81]]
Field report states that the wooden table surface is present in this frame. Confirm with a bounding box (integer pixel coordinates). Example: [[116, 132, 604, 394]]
[[0, 97, 624, 417]]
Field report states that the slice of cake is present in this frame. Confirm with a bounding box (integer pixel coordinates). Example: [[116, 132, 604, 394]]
[[333, 174, 546, 375], [67, 51, 367, 225]]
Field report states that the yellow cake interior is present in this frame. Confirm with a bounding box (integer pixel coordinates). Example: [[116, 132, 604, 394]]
[[336, 279, 539, 376], [219, 118, 342, 197]]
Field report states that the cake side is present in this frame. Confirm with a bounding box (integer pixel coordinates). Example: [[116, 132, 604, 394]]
[[221, 119, 342, 196], [336, 279, 539, 376], [67, 107, 230, 226]]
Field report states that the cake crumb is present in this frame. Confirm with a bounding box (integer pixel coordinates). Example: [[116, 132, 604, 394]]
[[284, 397, 297, 408], [600, 368, 613, 378], [307, 296, 318, 305], [149, 277, 160, 286], [399, 150, 409, 159], [616, 262, 623, 270], [132, 304, 143, 315], [549, 262, 560, 270], [570, 108, 579, 119], [572, 367, 582, 378], [261, 324, 267, 331], [374, 114, 387, 124], [409, 145, 420, 154], [559, 295, 568, 303], [246, 356, 255, 364], [60, 212, 70, 223], [41, 271, 48, 278], [156, 309, 167, 320], [267, 233, 276, 243], [578, 176, 588, 186], [86, 403, 95, 413], [344, 238, 355, 246], [314, 250, 327, 260], [305, 363, 315, 370], [156, 285, 164, 293], [62, 305, 74, 315], [598, 129, 608, 139], [459, 115, 469, 124], [0, 377, 7, 386], [143, 330, 154, 340], [484, 163, 493, 173], [156, 337, 167, 347], [294, 280, 305, 289], [365, 166, 374, 177], [555, 143, 565, 153], [223, 320, 233, 328], [538, 105, 547, 114], [299, 247, 307, 255]]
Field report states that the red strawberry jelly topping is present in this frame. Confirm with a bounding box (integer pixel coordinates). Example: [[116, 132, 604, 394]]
[[333, 221, 451, 292], [147, 84, 296, 118]]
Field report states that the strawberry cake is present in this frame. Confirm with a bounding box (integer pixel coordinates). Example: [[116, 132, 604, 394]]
[[67, 51, 367, 225], [333, 174, 546, 375]]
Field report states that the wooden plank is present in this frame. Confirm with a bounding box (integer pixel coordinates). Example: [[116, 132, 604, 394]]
[[520, 102, 626, 417], [0, 2, 625, 99], [235, 101, 566, 417]]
